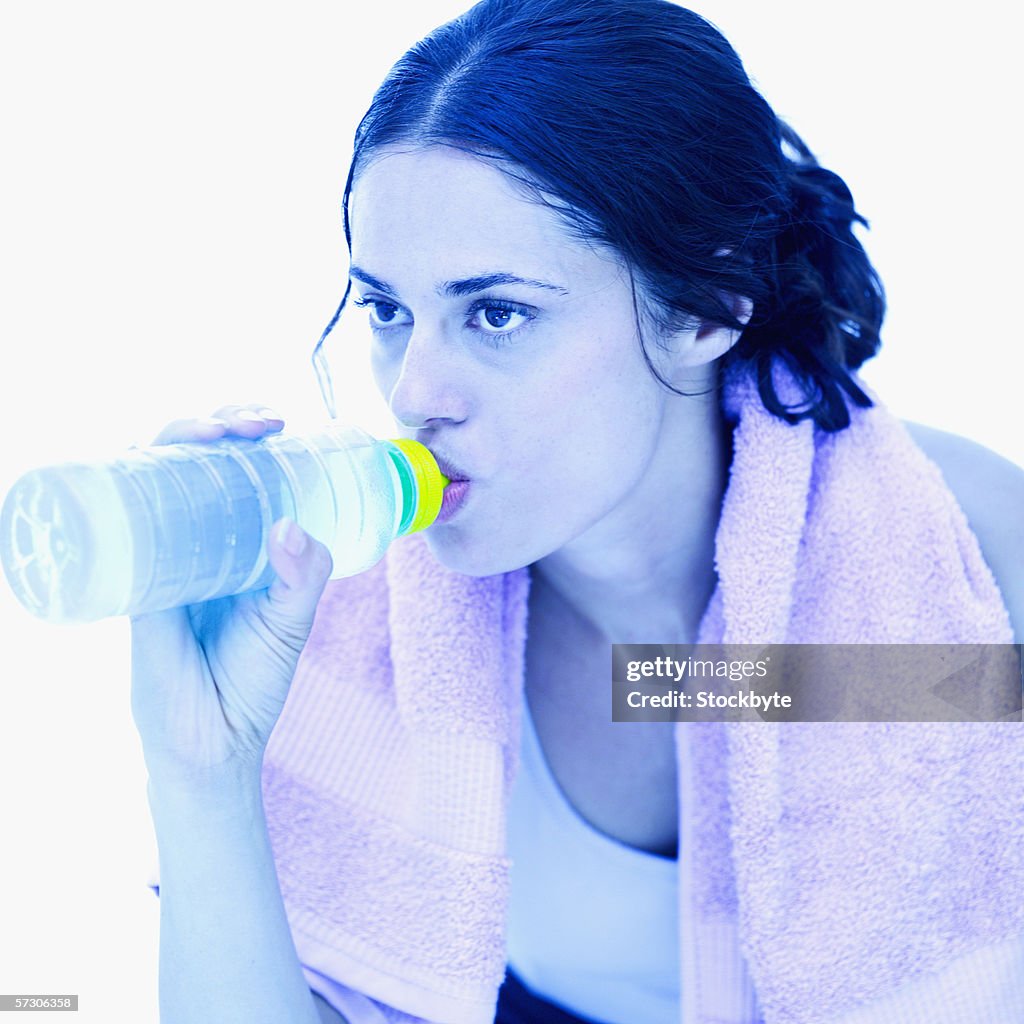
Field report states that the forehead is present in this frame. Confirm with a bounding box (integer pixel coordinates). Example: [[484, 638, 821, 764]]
[[347, 145, 621, 286]]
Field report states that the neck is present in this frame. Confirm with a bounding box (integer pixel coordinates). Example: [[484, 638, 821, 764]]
[[530, 385, 731, 644]]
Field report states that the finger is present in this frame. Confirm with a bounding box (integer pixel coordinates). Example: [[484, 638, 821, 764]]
[[211, 404, 286, 438], [248, 403, 285, 432], [150, 403, 285, 447], [259, 518, 333, 641], [151, 416, 229, 446]]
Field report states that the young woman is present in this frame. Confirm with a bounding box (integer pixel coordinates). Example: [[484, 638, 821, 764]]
[[131, 1, 1024, 1022]]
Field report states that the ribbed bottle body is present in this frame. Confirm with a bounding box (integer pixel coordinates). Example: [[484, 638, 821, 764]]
[[0, 424, 407, 623]]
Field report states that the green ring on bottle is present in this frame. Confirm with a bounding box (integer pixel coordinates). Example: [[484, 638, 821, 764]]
[[388, 439, 449, 535]]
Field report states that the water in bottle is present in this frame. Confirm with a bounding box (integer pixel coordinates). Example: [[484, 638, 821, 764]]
[[0, 425, 448, 623]]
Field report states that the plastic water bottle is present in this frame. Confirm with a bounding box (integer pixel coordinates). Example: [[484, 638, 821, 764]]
[[0, 425, 448, 623]]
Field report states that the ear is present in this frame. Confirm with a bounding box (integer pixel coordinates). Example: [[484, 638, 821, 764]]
[[666, 292, 753, 372]]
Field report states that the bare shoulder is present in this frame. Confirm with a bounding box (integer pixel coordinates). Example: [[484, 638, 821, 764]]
[[903, 420, 1024, 640], [312, 990, 350, 1023]]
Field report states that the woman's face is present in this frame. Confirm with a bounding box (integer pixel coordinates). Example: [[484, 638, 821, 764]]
[[348, 145, 677, 577]]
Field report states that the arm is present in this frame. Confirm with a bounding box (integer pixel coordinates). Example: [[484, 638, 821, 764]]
[[312, 993, 351, 1023], [149, 767, 348, 1024], [129, 408, 350, 1022], [903, 420, 1024, 641]]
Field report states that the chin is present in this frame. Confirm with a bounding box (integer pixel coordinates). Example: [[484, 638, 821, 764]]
[[420, 527, 531, 578]]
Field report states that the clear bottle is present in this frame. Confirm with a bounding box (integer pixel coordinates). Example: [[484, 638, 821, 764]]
[[0, 425, 448, 623]]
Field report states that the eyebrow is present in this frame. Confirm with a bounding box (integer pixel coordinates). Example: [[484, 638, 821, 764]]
[[349, 266, 569, 298]]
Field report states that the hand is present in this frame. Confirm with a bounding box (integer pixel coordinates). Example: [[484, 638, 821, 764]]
[[129, 404, 333, 787]]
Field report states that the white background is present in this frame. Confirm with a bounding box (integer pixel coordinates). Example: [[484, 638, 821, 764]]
[[0, 2, 1019, 1019]]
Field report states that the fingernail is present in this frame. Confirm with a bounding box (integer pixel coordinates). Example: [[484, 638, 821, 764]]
[[277, 517, 307, 557], [257, 407, 283, 421], [238, 410, 265, 423], [200, 417, 228, 428]]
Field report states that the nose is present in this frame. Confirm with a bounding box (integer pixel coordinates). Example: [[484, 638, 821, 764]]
[[385, 323, 468, 432]]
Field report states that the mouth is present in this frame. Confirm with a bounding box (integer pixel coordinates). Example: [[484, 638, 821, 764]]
[[425, 449, 472, 525], [435, 479, 470, 524], [428, 451, 470, 484]]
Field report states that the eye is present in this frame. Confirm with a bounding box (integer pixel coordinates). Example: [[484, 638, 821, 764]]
[[469, 300, 534, 336], [482, 307, 517, 329], [370, 302, 399, 324], [352, 297, 410, 329]]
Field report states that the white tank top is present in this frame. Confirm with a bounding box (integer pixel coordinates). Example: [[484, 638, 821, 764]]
[[506, 695, 680, 1023]]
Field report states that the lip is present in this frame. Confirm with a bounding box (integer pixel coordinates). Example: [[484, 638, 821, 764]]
[[423, 448, 472, 524], [428, 451, 470, 484], [434, 479, 470, 524]]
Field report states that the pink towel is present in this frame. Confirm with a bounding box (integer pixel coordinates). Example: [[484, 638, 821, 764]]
[[261, 359, 1022, 1023]]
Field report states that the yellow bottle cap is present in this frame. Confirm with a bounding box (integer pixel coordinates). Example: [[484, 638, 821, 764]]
[[388, 439, 449, 534]]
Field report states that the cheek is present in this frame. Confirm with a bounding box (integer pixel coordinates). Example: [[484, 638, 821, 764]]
[[555, 328, 663, 441], [369, 345, 394, 399], [505, 333, 665, 504], [370, 344, 389, 391]]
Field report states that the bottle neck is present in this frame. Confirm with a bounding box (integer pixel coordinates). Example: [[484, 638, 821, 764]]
[[385, 444, 418, 538], [384, 439, 448, 536]]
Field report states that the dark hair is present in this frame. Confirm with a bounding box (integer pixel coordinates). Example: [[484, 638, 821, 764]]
[[317, 0, 884, 432]]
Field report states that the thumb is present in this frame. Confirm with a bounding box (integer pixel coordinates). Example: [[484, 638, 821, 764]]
[[262, 517, 333, 637]]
